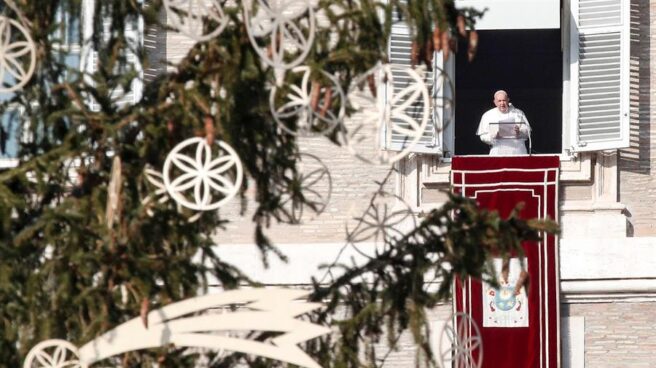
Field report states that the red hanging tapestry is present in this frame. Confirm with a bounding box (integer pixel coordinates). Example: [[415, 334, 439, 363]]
[[451, 156, 560, 368]]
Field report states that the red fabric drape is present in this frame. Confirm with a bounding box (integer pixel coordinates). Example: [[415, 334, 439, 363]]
[[452, 156, 560, 368]]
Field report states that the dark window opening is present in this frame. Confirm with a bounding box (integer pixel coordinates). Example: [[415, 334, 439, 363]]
[[454, 29, 563, 155]]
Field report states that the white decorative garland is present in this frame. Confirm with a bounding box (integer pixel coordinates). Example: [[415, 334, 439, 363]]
[[0, 16, 36, 93]]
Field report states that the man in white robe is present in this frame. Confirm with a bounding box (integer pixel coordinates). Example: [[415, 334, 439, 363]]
[[476, 90, 531, 156]]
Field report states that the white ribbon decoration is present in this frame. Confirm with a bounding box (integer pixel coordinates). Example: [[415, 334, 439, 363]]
[[23, 289, 330, 368]]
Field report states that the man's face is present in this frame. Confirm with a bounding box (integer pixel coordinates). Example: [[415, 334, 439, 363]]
[[494, 94, 509, 113]]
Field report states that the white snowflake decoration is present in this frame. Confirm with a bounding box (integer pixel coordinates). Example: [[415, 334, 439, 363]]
[[343, 64, 430, 164], [439, 312, 483, 368], [244, 0, 315, 77], [23, 340, 84, 368], [270, 66, 344, 136], [345, 191, 416, 250], [163, 137, 243, 211], [278, 152, 332, 224], [0, 16, 36, 93], [163, 0, 230, 42]]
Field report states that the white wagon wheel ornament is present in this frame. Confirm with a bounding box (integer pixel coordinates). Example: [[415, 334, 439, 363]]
[[0, 16, 36, 93], [163, 0, 230, 42], [343, 64, 430, 164], [439, 312, 483, 368], [244, 0, 315, 75], [23, 340, 84, 368], [346, 191, 416, 251], [163, 137, 243, 211], [143, 165, 202, 223], [278, 152, 332, 224], [270, 66, 345, 136]]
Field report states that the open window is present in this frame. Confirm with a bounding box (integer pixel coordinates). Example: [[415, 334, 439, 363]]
[[384, 0, 630, 158], [454, 28, 563, 155]]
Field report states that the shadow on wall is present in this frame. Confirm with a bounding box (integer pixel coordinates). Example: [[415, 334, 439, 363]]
[[619, 0, 651, 174]]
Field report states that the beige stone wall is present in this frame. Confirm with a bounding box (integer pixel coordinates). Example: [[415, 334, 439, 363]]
[[564, 302, 656, 367], [618, 0, 656, 236], [381, 304, 453, 367]]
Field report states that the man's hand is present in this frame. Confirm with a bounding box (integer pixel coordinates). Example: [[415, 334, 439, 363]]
[[514, 125, 520, 137]]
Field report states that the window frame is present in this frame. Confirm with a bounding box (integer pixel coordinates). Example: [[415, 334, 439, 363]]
[[386, 0, 630, 162]]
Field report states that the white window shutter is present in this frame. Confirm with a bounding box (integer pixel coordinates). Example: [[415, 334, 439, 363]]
[[117, 19, 143, 107], [385, 21, 442, 155], [569, 0, 629, 152]]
